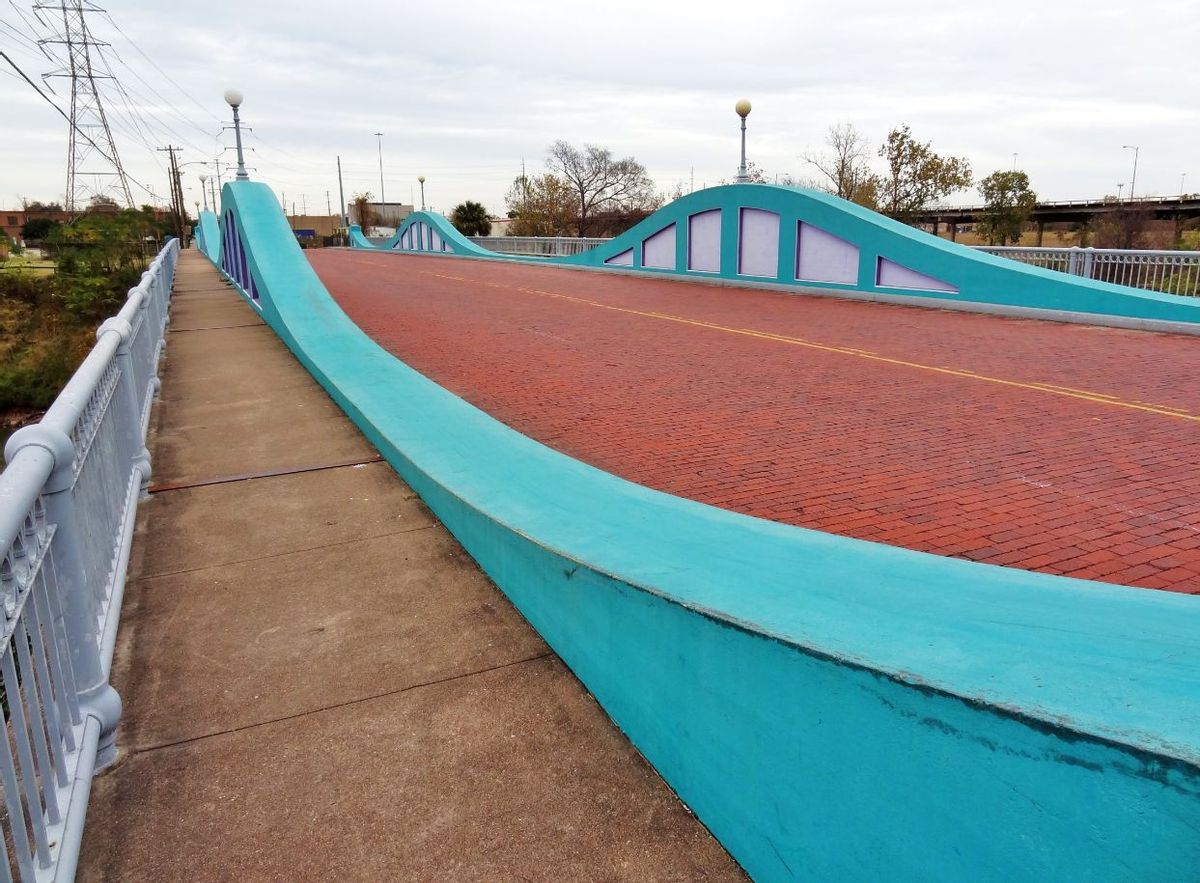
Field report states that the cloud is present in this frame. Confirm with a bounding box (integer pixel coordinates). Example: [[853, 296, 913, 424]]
[[2, 0, 1195, 215]]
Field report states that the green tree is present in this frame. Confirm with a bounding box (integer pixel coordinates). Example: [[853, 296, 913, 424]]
[[46, 207, 171, 319], [546, 141, 658, 237], [504, 174, 577, 236], [877, 125, 972, 218], [449, 200, 492, 236], [21, 217, 61, 242], [976, 170, 1037, 245]]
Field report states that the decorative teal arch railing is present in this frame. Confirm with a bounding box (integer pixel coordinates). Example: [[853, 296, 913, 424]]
[[194, 211, 221, 266], [353, 185, 1200, 330], [210, 181, 1200, 881]]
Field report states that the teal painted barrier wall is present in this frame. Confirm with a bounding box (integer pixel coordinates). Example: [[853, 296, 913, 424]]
[[195, 209, 221, 264], [214, 181, 1200, 881], [356, 185, 1200, 328]]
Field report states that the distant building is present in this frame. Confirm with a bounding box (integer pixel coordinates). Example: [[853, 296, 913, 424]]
[[2, 205, 172, 243], [284, 214, 342, 238], [486, 217, 516, 237], [349, 201, 413, 227], [1, 207, 71, 242]]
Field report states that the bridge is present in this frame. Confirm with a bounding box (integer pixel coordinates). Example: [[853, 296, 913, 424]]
[[2, 180, 1198, 881], [911, 194, 1200, 242]]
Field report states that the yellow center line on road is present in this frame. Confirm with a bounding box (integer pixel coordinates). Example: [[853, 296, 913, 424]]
[[416, 269, 1199, 423]]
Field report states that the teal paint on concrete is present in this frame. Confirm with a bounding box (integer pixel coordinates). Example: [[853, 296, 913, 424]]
[[352, 184, 1200, 326], [354, 215, 498, 257], [211, 181, 1200, 881], [346, 224, 378, 250], [195, 210, 221, 264]]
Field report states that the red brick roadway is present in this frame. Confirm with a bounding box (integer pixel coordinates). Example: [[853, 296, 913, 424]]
[[309, 250, 1200, 595]]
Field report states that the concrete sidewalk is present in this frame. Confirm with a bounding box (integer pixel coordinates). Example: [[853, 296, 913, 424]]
[[79, 251, 743, 881]]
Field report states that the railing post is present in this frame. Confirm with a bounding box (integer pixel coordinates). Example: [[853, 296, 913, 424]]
[[1081, 247, 1096, 280], [1066, 248, 1081, 276], [3, 426, 123, 769], [98, 316, 153, 497]]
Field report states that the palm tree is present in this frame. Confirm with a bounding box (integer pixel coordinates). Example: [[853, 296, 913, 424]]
[[450, 201, 492, 237]]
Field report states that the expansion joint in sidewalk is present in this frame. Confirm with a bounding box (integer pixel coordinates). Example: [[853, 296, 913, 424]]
[[129, 651, 554, 756], [149, 455, 385, 494]]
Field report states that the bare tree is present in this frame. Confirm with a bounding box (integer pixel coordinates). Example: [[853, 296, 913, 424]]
[[350, 192, 377, 227], [802, 123, 876, 204], [546, 141, 658, 237]]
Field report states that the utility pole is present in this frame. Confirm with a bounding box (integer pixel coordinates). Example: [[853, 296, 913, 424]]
[[326, 190, 332, 217], [301, 194, 307, 216], [157, 145, 185, 242], [36, 0, 134, 211], [337, 155, 348, 226], [1123, 145, 1140, 202], [374, 132, 386, 222]]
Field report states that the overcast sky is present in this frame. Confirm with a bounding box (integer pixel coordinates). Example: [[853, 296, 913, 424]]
[[2, 0, 1197, 217]]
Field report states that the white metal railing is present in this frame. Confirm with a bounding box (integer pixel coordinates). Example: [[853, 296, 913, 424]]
[[933, 194, 1199, 212], [471, 236, 1200, 297], [0, 238, 178, 881], [975, 246, 1200, 296], [467, 236, 611, 257]]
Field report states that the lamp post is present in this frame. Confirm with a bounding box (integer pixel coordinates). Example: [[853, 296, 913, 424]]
[[1012, 152, 1018, 171], [734, 98, 752, 183], [375, 132, 386, 223], [1117, 183, 1124, 201], [199, 175, 209, 210], [418, 175, 426, 211], [1182, 172, 1188, 197], [1122, 145, 1139, 202], [224, 89, 249, 181]]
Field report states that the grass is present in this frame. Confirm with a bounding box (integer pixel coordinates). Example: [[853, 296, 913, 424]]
[[0, 277, 96, 460], [0, 253, 56, 276]]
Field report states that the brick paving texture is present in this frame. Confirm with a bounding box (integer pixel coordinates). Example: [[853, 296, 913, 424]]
[[309, 250, 1200, 594]]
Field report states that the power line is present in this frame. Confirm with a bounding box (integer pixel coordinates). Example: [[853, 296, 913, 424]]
[[0, 47, 156, 200], [98, 9, 222, 125]]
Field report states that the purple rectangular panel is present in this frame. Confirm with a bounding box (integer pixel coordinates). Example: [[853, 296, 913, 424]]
[[876, 257, 958, 293], [796, 222, 860, 285], [738, 208, 780, 277], [641, 223, 676, 269], [688, 210, 721, 273]]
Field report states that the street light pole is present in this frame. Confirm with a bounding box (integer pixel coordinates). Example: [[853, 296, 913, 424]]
[[375, 132, 386, 223], [199, 174, 209, 211], [735, 99, 752, 183], [418, 175, 426, 211], [337, 155, 348, 227], [1122, 145, 1139, 202], [224, 89, 249, 181]]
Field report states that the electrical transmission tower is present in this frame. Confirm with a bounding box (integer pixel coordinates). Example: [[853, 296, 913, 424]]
[[35, 0, 133, 212]]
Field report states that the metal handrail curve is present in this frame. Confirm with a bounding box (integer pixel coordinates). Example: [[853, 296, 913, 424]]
[[0, 238, 178, 882]]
